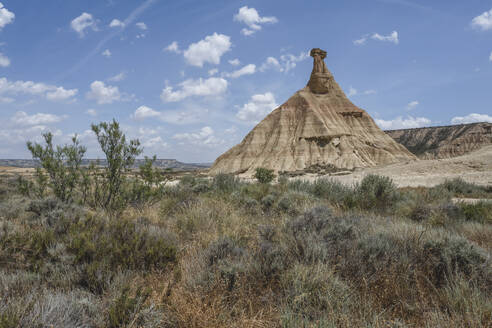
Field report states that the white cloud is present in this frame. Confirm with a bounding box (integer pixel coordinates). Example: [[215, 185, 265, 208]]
[[183, 33, 231, 67], [451, 113, 492, 124], [354, 31, 399, 45], [109, 19, 125, 28], [0, 2, 14, 30], [260, 52, 309, 73], [102, 49, 111, 58], [490, 51, 492, 62], [233, 6, 278, 36], [375, 116, 431, 130], [371, 31, 399, 44], [0, 125, 63, 149], [11, 111, 65, 126], [208, 68, 218, 76], [86, 81, 121, 104], [46, 87, 78, 101], [347, 87, 375, 97], [471, 8, 492, 31], [173, 126, 223, 147], [108, 71, 126, 82], [165, 41, 180, 53], [86, 109, 97, 116], [142, 136, 168, 149], [136, 22, 147, 30], [237, 92, 278, 124], [224, 64, 256, 78], [353, 37, 367, 45], [241, 28, 255, 36], [161, 77, 228, 102], [0, 52, 10, 67], [0, 77, 78, 102], [260, 56, 281, 71], [225, 126, 237, 134], [229, 58, 240, 66], [132, 105, 161, 120], [71, 12, 97, 37], [132, 105, 208, 125], [406, 100, 419, 110]]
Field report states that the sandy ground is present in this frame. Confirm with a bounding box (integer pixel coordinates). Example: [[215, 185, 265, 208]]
[[294, 145, 492, 187]]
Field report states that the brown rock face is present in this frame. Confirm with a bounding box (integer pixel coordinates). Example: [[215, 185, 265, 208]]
[[385, 122, 492, 159], [210, 48, 417, 175]]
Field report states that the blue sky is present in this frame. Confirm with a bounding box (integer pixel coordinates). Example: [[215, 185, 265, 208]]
[[1, 0, 491, 161]]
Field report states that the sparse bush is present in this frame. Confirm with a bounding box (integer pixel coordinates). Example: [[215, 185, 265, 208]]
[[27, 133, 86, 203], [356, 174, 399, 210], [212, 173, 241, 193], [261, 194, 276, 208], [440, 178, 489, 197], [69, 217, 176, 273], [91, 120, 143, 212], [458, 201, 492, 224], [192, 182, 210, 193], [27, 197, 62, 216], [254, 167, 275, 184], [200, 237, 246, 291], [108, 285, 150, 328], [409, 203, 432, 222], [277, 191, 314, 215], [423, 236, 489, 285]]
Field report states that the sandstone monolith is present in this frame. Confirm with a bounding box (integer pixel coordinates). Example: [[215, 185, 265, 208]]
[[210, 48, 417, 175]]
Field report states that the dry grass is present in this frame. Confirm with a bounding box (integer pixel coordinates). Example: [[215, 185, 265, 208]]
[[0, 174, 491, 327]]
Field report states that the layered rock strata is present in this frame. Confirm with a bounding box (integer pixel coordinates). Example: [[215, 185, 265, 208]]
[[385, 122, 492, 159], [210, 48, 417, 174]]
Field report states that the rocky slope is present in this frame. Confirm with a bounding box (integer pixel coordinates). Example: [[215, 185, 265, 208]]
[[210, 48, 416, 175], [385, 122, 492, 159]]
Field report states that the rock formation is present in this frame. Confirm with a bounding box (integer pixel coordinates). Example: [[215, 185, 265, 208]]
[[210, 48, 417, 175], [385, 122, 492, 159]]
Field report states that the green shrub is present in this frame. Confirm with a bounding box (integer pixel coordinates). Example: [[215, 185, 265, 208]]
[[69, 217, 176, 272], [201, 237, 246, 291], [409, 203, 432, 222], [90, 120, 143, 212], [254, 167, 275, 184], [458, 202, 492, 224], [0, 312, 19, 328], [27, 133, 86, 203], [108, 285, 150, 328], [281, 264, 353, 322], [440, 178, 488, 197], [261, 194, 276, 208], [277, 191, 314, 215], [356, 174, 399, 210], [192, 182, 210, 193], [423, 237, 488, 285], [212, 173, 241, 193]]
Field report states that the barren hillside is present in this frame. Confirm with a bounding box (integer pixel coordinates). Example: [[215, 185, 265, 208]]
[[385, 122, 492, 159]]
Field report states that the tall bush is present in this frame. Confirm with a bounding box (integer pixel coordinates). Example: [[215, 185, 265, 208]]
[[27, 133, 86, 203], [91, 119, 142, 211]]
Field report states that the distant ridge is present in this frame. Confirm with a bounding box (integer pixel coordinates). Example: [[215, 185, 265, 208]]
[[0, 159, 211, 170], [385, 122, 492, 159]]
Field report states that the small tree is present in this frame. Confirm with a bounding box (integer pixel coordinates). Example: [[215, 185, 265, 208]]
[[27, 133, 86, 202], [91, 119, 142, 211], [126, 156, 167, 210], [254, 167, 275, 184]]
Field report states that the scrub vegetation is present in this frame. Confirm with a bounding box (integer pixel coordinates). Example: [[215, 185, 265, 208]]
[[0, 120, 490, 327]]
